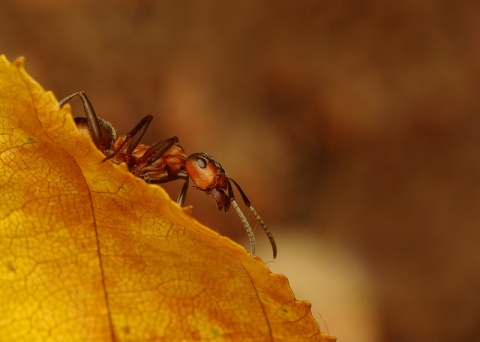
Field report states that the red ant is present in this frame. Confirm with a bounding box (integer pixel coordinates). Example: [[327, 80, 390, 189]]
[[59, 91, 277, 258]]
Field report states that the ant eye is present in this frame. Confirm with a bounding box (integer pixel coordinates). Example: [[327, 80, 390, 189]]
[[196, 157, 207, 169]]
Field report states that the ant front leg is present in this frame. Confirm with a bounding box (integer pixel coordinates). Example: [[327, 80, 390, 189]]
[[59, 91, 116, 154], [147, 172, 190, 206]]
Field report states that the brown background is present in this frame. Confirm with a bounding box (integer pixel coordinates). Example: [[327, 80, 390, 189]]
[[2, 1, 480, 341]]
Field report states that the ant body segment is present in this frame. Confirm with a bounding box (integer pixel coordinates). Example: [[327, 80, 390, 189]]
[[59, 91, 277, 258]]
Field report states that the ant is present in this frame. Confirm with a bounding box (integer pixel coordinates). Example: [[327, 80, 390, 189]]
[[59, 91, 277, 258]]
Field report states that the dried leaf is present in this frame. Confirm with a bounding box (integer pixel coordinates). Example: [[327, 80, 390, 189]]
[[0, 55, 336, 342]]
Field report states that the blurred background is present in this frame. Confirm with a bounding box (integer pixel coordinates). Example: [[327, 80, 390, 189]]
[[2, 1, 480, 341]]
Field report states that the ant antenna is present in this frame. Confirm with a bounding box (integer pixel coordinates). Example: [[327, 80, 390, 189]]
[[231, 198, 257, 257], [227, 177, 277, 258]]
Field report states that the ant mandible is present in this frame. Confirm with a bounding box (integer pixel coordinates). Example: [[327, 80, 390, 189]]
[[59, 91, 277, 259]]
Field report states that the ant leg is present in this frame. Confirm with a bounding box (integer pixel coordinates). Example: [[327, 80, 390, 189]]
[[59, 91, 107, 152], [148, 171, 189, 206], [177, 177, 189, 207], [106, 115, 153, 162], [228, 177, 277, 259], [136, 137, 179, 167]]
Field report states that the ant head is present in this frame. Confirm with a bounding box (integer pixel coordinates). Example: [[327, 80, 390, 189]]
[[185, 152, 228, 191], [185, 152, 230, 211]]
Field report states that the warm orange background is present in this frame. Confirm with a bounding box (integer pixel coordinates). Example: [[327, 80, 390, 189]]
[[2, 1, 479, 341]]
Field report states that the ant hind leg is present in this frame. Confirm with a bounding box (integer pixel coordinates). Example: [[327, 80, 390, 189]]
[[59, 91, 112, 153]]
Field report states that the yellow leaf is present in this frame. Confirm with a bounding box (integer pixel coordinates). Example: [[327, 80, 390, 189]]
[[0, 55, 336, 342]]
